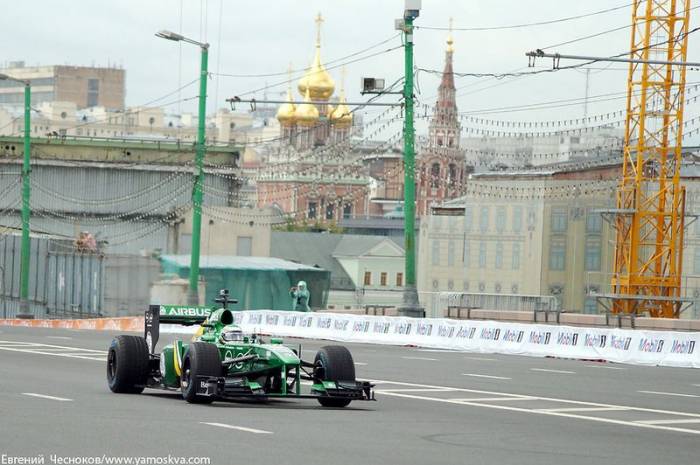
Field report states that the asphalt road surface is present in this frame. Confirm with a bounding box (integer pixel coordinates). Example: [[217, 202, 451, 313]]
[[1, 325, 699, 465]]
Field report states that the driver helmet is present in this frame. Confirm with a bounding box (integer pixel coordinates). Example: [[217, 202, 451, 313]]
[[220, 324, 244, 343], [297, 281, 307, 291]]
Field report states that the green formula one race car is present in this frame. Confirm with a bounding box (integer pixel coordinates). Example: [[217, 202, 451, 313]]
[[106, 290, 375, 407]]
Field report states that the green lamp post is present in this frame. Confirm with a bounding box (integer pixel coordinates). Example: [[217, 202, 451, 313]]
[[0, 73, 32, 319], [156, 30, 209, 305]]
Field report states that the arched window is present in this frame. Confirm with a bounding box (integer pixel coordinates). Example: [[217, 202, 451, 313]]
[[431, 163, 441, 189], [448, 163, 457, 187]]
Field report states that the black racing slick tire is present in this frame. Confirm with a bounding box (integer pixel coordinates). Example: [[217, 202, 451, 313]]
[[314, 345, 355, 408], [107, 335, 150, 394], [181, 342, 222, 404]]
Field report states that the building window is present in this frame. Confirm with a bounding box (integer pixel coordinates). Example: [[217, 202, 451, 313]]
[[512, 243, 521, 270], [431, 240, 440, 266], [364, 271, 371, 286], [586, 211, 602, 233], [495, 242, 503, 269], [236, 236, 252, 256], [494, 283, 502, 293], [432, 280, 439, 290], [463, 239, 470, 267], [513, 206, 523, 232], [463, 281, 470, 291], [551, 208, 568, 233], [87, 78, 99, 107], [479, 207, 489, 233], [511, 284, 519, 294], [464, 206, 473, 231], [496, 207, 506, 233], [396, 272, 403, 287], [380, 272, 387, 286], [448, 164, 457, 187], [447, 279, 454, 290], [549, 240, 566, 271], [447, 241, 455, 266], [325, 204, 335, 220], [308, 201, 317, 219], [431, 163, 441, 188], [585, 240, 602, 271], [479, 242, 487, 269], [694, 248, 700, 274], [343, 204, 352, 219], [584, 297, 598, 314]]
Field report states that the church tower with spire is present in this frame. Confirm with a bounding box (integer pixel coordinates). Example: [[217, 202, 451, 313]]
[[275, 12, 352, 152], [417, 19, 467, 215]]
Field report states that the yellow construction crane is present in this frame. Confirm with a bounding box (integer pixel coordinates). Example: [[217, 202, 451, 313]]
[[611, 0, 691, 318]]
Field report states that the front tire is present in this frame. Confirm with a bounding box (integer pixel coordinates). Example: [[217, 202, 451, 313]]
[[314, 345, 355, 408], [107, 335, 149, 394], [181, 342, 222, 404]]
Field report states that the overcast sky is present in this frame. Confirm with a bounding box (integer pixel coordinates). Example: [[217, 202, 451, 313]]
[[5, 0, 700, 137]]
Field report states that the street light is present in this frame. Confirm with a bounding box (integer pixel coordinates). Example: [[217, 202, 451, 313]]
[[156, 30, 209, 306], [0, 73, 33, 318]]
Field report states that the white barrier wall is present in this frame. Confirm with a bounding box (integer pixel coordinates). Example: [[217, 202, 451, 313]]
[[225, 311, 700, 369]]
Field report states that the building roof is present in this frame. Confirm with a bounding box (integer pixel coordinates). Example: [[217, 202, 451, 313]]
[[333, 235, 403, 257], [270, 232, 352, 289], [270, 232, 404, 290], [160, 254, 323, 272]]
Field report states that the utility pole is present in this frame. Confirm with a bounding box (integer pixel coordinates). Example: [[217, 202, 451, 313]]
[[156, 30, 210, 306], [0, 73, 33, 319], [397, 1, 424, 317]]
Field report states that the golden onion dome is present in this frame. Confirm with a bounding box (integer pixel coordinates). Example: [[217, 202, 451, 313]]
[[330, 92, 352, 127], [297, 13, 335, 101], [295, 88, 319, 126], [276, 87, 297, 125]]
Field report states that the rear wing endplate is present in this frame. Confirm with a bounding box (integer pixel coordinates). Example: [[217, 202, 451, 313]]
[[145, 305, 213, 353]]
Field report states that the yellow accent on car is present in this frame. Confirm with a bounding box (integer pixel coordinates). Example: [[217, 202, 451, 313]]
[[173, 342, 182, 377], [192, 325, 204, 341]]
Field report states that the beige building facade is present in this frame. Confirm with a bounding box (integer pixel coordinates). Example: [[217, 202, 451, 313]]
[[0, 62, 125, 109], [419, 168, 700, 316]]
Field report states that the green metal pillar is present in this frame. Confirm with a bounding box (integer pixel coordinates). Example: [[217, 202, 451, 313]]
[[188, 45, 209, 305], [398, 14, 424, 318], [17, 83, 33, 319]]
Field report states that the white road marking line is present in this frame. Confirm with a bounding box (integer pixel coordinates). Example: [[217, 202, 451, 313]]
[[585, 365, 626, 370], [462, 373, 511, 380], [200, 422, 272, 434], [531, 368, 576, 374], [636, 419, 700, 425], [638, 390, 700, 398], [692, 384, 700, 387], [537, 407, 629, 413], [401, 356, 438, 361], [464, 356, 498, 361], [451, 397, 536, 402], [363, 378, 700, 419], [354, 362, 367, 366], [46, 336, 73, 340], [378, 391, 700, 436], [0, 346, 107, 362], [22, 393, 72, 402], [377, 388, 458, 393], [415, 349, 456, 353]]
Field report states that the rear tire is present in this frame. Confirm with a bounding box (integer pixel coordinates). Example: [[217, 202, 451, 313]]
[[181, 342, 221, 404], [107, 335, 149, 394], [314, 345, 355, 408]]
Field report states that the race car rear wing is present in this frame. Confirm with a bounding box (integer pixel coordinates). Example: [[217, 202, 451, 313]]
[[145, 305, 212, 353]]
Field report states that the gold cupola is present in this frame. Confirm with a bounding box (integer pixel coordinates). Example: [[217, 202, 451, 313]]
[[298, 13, 335, 101], [330, 68, 352, 127], [276, 64, 297, 125], [295, 88, 320, 126]]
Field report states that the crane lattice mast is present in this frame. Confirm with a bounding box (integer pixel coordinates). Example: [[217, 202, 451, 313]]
[[611, 0, 691, 318]]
